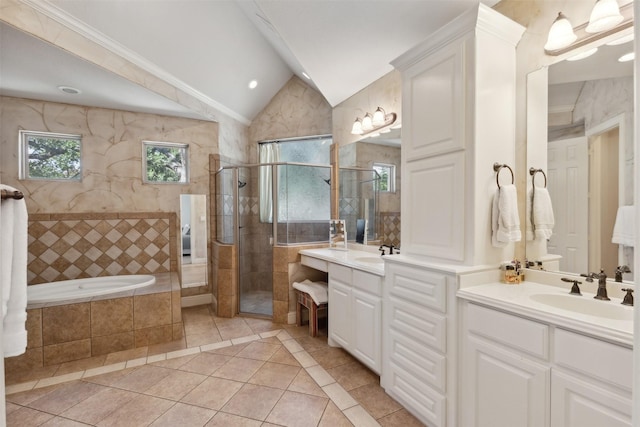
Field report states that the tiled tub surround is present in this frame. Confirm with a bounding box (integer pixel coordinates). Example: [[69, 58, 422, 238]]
[[5, 273, 182, 380], [27, 213, 177, 285]]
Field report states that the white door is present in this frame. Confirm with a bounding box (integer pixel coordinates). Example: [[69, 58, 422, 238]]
[[547, 136, 588, 273], [327, 280, 352, 349], [352, 288, 381, 373]]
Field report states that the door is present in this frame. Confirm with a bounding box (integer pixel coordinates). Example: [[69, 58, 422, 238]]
[[352, 288, 381, 372], [547, 136, 588, 273], [328, 279, 352, 349]]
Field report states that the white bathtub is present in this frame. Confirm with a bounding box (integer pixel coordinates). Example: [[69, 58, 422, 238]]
[[27, 275, 156, 304]]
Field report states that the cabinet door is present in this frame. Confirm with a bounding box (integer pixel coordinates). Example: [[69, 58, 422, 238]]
[[551, 370, 631, 427], [328, 279, 352, 349], [462, 335, 550, 427], [352, 288, 381, 373]]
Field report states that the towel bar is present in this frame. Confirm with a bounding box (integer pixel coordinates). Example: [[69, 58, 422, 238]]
[[493, 163, 514, 189], [1, 189, 24, 200], [529, 167, 547, 188]]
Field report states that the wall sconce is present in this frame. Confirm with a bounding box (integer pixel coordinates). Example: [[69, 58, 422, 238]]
[[544, 0, 632, 56], [351, 107, 397, 136]]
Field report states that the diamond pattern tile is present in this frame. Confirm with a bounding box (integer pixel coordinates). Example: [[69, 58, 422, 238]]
[[381, 212, 401, 248], [28, 216, 173, 285]]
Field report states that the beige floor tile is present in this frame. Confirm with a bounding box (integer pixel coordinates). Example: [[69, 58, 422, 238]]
[[6, 383, 64, 406], [149, 402, 216, 426], [323, 382, 358, 411], [6, 401, 21, 415], [60, 387, 138, 425], [319, 401, 355, 427], [309, 346, 357, 369], [81, 366, 135, 386], [186, 331, 223, 348], [296, 334, 331, 353], [147, 338, 187, 356], [204, 411, 262, 426], [257, 336, 281, 345], [281, 323, 313, 338], [328, 361, 379, 391], [207, 342, 250, 357], [185, 320, 216, 335], [221, 383, 283, 421], [111, 365, 173, 393], [216, 321, 254, 341], [144, 370, 208, 400], [41, 416, 89, 426], [288, 369, 327, 397], [343, 405, 380, 427], [181, 377, 244, 410], [243, 317, 282, 334], [5, 364, 60, 386], [96, 393, 174, 427], [211, 356, 265, 382], [248, 361, 301, 389], [265, 390, 329, 427], [150, 353, 197, 369], [28, 381, 106, 415], [349, 383, 403, 420], [54, 355, 107, 376], [378, 409, 426, 427], [103, 346, 148, 365], [179, 352, 231, 376], [268, 347, 301, 366], [6, 406, 55, 426], [234, 341, 281, 361]]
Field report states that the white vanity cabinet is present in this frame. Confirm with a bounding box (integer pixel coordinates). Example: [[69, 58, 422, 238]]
[[460, 301, 632, 427], [328, 263, 382, 374]]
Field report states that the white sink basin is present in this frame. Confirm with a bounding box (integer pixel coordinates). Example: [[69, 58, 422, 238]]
[[530, 293, 633, 321], [354, 256, 384, 265]]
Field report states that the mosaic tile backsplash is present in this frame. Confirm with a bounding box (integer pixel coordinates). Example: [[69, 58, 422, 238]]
[[28, 213, 176, 285]]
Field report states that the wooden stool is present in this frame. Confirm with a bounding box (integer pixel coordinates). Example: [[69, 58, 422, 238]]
[[296, 290, 327, 337]]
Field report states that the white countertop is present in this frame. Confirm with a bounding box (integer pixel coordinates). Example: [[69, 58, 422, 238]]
[[457, 280, 633, 347], [299, 247, 385, 276]]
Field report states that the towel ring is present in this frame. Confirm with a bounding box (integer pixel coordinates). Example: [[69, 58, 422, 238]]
[[493, 163, 514, 189], [529, 167, 547, 188]]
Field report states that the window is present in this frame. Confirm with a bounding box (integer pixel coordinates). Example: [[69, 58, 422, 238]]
[[19, 130, 82, 181], [373, 163, 396, 192], [143, 141, 189, 183]]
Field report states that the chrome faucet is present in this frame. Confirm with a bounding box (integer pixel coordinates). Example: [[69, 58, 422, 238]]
[[615, 265, 631, 282], [593, 269, 610, 301]]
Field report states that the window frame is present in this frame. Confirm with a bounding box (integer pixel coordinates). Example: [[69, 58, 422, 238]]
[[19, 130, 83, 181], [142, 140, 190, 184], [373, 162, 396, 193]]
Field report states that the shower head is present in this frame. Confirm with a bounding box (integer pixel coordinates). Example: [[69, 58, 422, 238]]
[[323, 178, 331, 185], [238, 180, 247, 188]]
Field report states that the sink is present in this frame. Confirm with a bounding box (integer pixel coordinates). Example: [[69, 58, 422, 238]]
[[353, 256, 384, 265], [529, 293, 633, 321]]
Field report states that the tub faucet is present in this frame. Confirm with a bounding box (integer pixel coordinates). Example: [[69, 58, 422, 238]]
[[615, 265, 631, 282], [593, 269, 610, 301]]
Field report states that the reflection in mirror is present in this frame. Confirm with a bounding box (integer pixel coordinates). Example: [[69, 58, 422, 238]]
[[339, 128, 401, 248], [180, 194, 208, 288], [526, 29, 634, 282]]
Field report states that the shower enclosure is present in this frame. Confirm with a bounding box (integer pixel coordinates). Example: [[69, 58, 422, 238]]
[[215, 163, 379, 317]]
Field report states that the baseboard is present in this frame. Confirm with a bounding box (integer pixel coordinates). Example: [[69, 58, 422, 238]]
[[181, 293, 213, 307], [287, 311, 296, 325]]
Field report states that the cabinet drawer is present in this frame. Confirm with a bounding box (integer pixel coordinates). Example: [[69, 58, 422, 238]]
[[387, 265, 446, 313], [352, 269, 382, 296], [329, 263, 351, 283], [554, 329, 632, 391], [301, 255, 328, 273], [388, 295, 446, 353], [466, 303, 549, 360]]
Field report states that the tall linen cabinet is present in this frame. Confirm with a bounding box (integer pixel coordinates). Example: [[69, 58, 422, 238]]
[[382, 5, 524, 427]]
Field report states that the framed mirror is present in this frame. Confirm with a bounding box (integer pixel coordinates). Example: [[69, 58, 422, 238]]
[[526, 27, 634, 283], [180, 194, 208, 288]]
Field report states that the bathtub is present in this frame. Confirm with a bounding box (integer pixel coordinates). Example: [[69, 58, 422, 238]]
[[27, 275, 156, 304]]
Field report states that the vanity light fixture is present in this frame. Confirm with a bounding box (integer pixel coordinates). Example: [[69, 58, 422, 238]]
[[566, 47, 598, 61], [350, 107, 398, 136], [618, 52, 635, 62], [545, 1, 632, 56]]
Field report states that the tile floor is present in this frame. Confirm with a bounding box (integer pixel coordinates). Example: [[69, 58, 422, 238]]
[[5, 305, 425, 426]]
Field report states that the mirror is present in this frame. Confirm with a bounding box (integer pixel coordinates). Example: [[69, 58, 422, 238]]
[[526, 29, 634, 282], [180, 194, 208, 288], [339, 128, 401, 247]]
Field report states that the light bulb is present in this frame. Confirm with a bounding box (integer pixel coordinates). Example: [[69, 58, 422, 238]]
[[351, 119, 363, 135], [586, 0, 623, 33], [544, 12, 577, 51], [362, 113, 374, 131], [372, 107, 386, 127]]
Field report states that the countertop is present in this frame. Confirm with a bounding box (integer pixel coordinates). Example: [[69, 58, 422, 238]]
[[457, 280, 633, 347], [299, 247, 385, 276]]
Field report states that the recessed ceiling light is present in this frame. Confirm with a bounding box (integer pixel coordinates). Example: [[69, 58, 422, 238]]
[[566, 47, 598, 61], [302, 71, 311, 80], [618, 52, 635, 62], [57, 85, 81, 95], [248, 80, 258, 89]]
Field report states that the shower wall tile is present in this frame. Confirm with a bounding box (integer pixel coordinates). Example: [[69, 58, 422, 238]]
[[273, 300, 288, 324], [43, 339, 92, 365], [27, 213, 176, 285], [4, 347, 44, 375], [90, 298, 134, 337], [273, 272, 289, 302], [172, 290, 182, 323], [91, 332, 135, 356], [381, 212, 401, 247], [173, 323, 184, 340], [134, 293, 172, 329], [42, 303, 91, 346]]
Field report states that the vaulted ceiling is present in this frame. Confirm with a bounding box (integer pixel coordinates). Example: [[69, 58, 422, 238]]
[[1, 0, 502, 124]]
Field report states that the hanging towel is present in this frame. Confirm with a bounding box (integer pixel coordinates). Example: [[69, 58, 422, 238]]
[[0, 185, 28, 357], [292, 279, 328, 305], [492, 184, 521, 248], [531, 186, 555, 240], [612, 206, 635, 247]]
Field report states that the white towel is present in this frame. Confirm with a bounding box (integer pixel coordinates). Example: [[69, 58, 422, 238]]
[[492, 184, 521, 248], [293, 279, 328, 305], [0, 185, 28, 357], [612, 206, 635, 247], [530, 186, 554, 241]]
